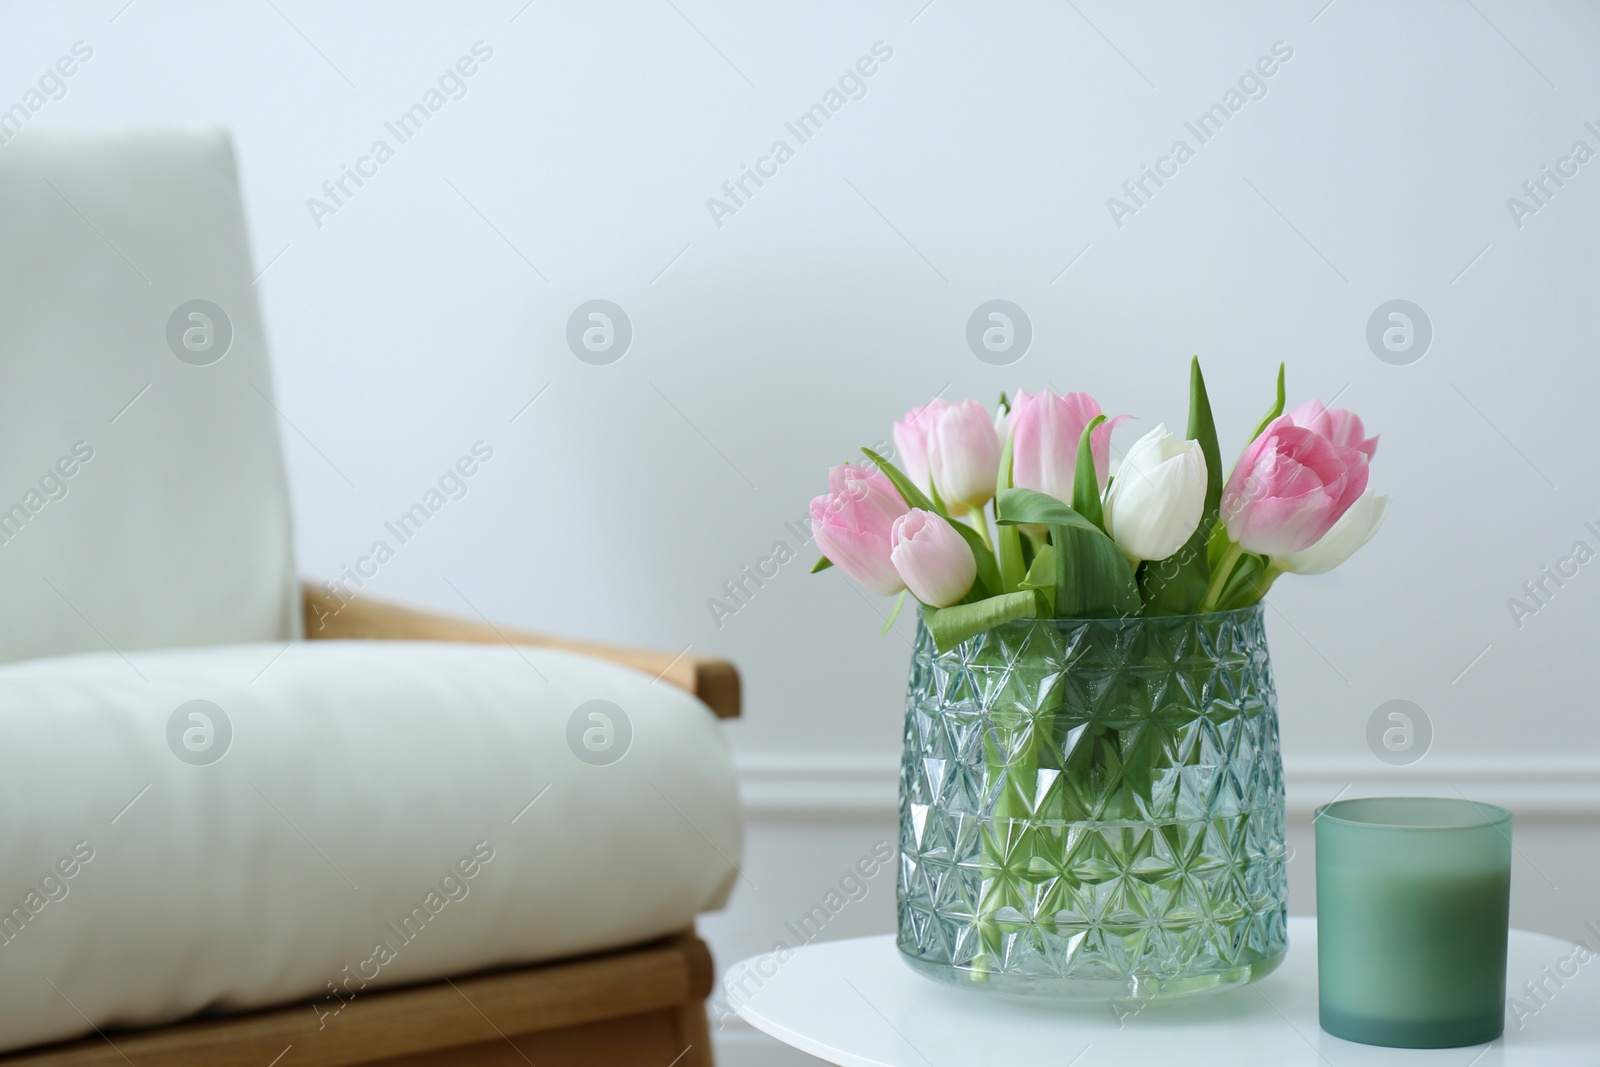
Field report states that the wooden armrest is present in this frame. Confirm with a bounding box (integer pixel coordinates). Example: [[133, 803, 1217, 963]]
[[302, 583, 740, 719]]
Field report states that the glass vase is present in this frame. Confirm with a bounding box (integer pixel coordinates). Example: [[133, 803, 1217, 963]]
[[896, 606, 1288, 1001]]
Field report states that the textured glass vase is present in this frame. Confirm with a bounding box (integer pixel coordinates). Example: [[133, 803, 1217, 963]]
[[897, 606, 1288, 1001]]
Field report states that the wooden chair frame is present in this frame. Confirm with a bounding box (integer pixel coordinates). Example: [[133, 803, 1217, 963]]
[[2, 586, 740, 1067]]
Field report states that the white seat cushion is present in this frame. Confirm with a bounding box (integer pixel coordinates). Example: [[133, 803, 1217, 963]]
[[0, 640, 741, 1054]]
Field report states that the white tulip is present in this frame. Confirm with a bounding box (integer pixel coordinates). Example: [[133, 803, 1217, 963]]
[[1276, 489, 1389, 575], [1102, 424, 1208, 563]]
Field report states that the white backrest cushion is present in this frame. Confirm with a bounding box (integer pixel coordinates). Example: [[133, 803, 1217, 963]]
[[0, 129, 299, 662]]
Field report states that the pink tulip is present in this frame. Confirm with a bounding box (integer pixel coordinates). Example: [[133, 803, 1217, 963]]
[[890, 509, 976, 608], [892, 399, 1001, 509], [811, 464, 909, 595], [1009, 389, 1127, 504], [1288, 399, 1379, 460], [892, 398, 948, 491], [1221, 415, 1370, 556], [930, 401, 1002, 509]]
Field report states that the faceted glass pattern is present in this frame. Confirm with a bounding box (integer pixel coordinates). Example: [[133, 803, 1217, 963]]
[[897, 606, 1288, 1000]]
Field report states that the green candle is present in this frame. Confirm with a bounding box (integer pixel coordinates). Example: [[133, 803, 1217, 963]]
[[1315, 796, 1512, 1049]]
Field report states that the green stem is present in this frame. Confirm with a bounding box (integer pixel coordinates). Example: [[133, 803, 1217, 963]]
[[1218, 560, 1284, 610], [1237, 563, 1283, 607], [966, 507, 994, 553], [1200, 542, 1244, 613], [977, 721, 1041, 978], [997, 523, 1025, 592]]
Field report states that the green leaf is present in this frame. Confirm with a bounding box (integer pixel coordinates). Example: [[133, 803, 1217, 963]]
[[1020, 543, 1055, 588], [951, 517, 1001, 601], [1191, 357, 1223, 520], [1214, 552, 1262, 610], [995, 486, 1107, 538], [880, 590, 907, 634], [1118, 725, 1157, 804], [996, 429, 1016, 499], [1246, 361, 1287, 444], [1136, 542, 1206, 615], [811, 555, 833, 573], [995, 488, 1140, 617], [863, 448, 936, 512], [1020, 526, 1044, 570], [923, 591, 1042, 652], [1071, 414, 1108, 531], [1216, 552, 1280, 609], [1019, 543, 1056, 612], [1206, 520, 1228, 569], [1139, 357, 1221, 616], [995, 431, 1025, 592], [1053, 526, 1140, 618]]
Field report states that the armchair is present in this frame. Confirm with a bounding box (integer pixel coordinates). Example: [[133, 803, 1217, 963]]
[[0, 130, 740, 1066]]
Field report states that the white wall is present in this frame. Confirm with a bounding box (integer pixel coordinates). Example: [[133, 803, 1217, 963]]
[[5, 1, 1598, 1062]]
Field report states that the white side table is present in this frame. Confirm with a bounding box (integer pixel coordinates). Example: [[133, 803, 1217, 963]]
[[725, 918, 1599, 1065]]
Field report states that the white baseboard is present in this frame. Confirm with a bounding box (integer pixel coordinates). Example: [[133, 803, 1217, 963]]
[[736, 752, 899, 821], [1281, 755, 1600, 819], [736, 751, 1600, 821]]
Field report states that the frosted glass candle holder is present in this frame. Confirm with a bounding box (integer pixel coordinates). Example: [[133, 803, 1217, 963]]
[[1315, 796, 1512, 1049]]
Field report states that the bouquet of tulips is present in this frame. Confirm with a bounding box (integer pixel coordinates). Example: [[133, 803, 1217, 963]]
[[810, 359, 1385, 644]]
